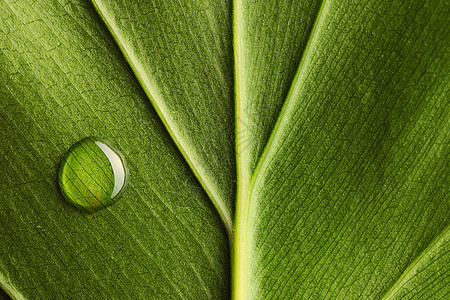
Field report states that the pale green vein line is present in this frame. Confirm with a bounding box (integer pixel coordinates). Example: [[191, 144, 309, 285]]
[[89, 1, 233, 241], [232, 0, 250, 297], [381, 223, 450, 300], [234, 0, 247, 199], [232, 1, 329, 298], [249, 0, 329, 189], [0, 267, 24, 300]]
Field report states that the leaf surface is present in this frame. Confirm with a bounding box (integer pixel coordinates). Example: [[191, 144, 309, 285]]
[[382, 226, 450, 299], [0, 1, 228, 298], [91, 0, 236, 231], [234, 0, 322, 192], [234, 0, 449, 298], [0, 0, 448, 299]]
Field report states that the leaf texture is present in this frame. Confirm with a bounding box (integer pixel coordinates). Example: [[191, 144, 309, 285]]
[[91, 0, 236, 232], [0, 1, 229, 298], [0, 0, 448, 299], [382, 225, 450, 299], [234, 0, 322, 192], [235, 0, 449, 298]]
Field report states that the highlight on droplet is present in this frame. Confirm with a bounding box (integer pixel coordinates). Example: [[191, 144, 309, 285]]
[[58, 137, 128, 213]]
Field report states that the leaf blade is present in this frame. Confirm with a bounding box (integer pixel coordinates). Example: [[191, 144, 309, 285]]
[[90, 0, 236, 233], [237, 0, 450, 298], [0, 1, 229, 298], [382, 224, 450, 299], [234, 0, 323, 192]]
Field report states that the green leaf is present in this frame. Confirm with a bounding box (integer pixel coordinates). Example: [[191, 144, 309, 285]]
[[0, 1, 228, 298], [234, 0, 323, 194], [1, 0, 448, 299], [91, 0, 236, 233], [382, 226, 450, 299], [235, 0, 449, 298]]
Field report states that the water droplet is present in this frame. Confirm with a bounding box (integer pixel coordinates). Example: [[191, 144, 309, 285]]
[[58, 137, 128, 213]]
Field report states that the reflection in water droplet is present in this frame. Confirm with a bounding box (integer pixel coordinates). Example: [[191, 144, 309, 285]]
[[58, 137, 128, 213]]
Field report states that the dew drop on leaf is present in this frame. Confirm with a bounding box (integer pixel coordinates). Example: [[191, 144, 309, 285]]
[[58, 137, 128, 213]]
